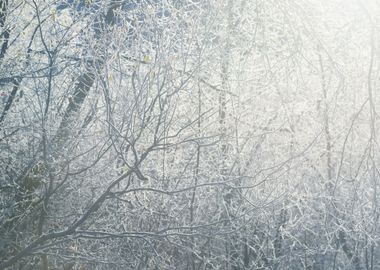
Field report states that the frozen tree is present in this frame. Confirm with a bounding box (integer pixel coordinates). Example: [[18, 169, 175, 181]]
[[2, 0, 380, 269]]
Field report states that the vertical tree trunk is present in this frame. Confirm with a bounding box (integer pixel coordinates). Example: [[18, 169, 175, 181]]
[[54, 1, 122, 149], [218, 1, 241, 269], [318, 51, 362, 270], [189, 79, 202, 270], [0, 0, 9, 61]]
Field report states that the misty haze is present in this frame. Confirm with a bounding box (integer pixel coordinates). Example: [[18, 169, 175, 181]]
[[0, 0, 379, 269]]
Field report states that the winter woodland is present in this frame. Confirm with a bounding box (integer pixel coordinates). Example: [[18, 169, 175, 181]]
[[1, 0, 380, 269]]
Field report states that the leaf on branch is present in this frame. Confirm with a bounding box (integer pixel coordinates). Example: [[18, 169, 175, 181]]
[[51, 9, 56, 22], [143, 55, 151, 63], [122, 164, 130, 174]]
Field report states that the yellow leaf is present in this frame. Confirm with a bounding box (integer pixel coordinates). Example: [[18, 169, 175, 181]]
[[122, 164, 130, 174], [143, 55, 150, 63], [51, 9, 56, 22]]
